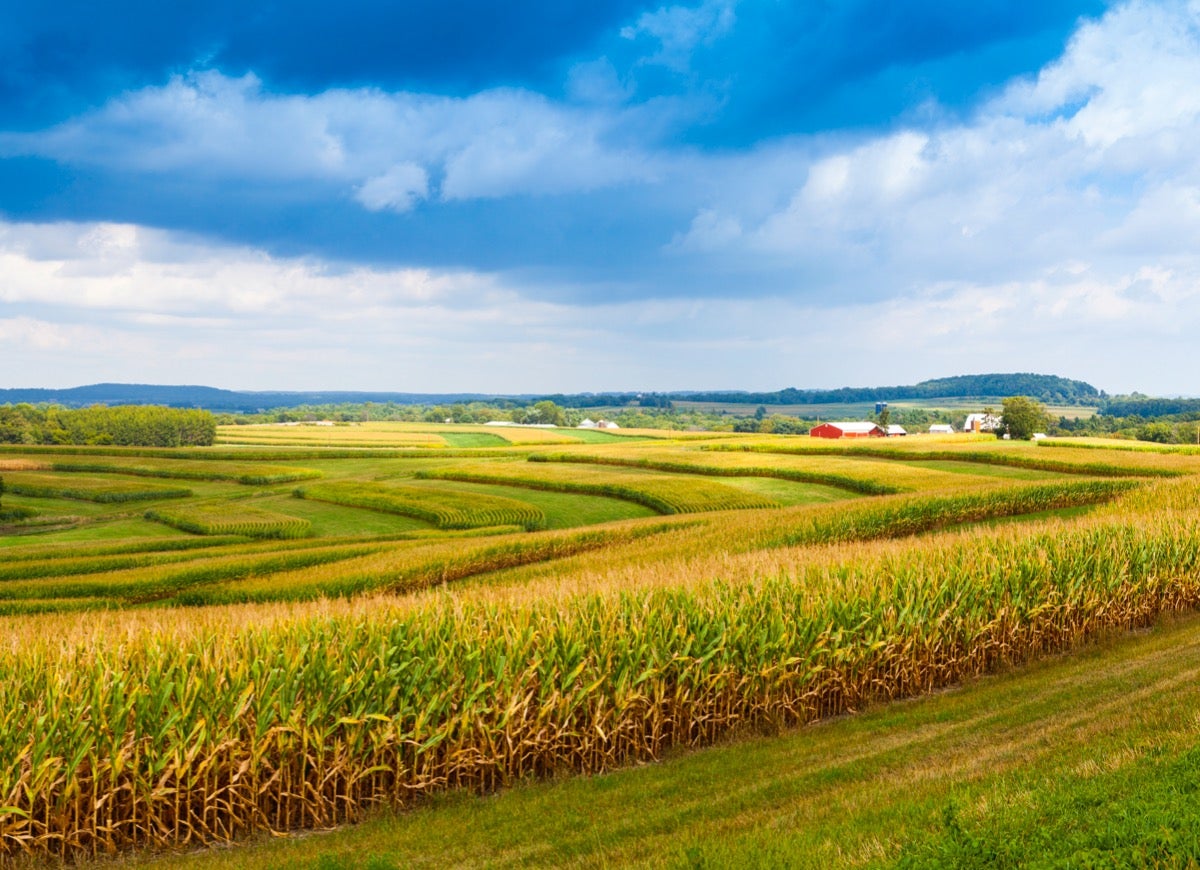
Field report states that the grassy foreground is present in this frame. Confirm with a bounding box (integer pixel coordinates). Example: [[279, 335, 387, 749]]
[[102, 612, 1200, 869]]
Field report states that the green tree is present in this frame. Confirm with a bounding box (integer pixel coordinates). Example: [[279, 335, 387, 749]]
[[529, 401, 566, 427], [1000, 396, 1050, 440]]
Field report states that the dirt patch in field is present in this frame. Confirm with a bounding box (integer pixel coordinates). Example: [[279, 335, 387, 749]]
[[0, 459, 49, 471]]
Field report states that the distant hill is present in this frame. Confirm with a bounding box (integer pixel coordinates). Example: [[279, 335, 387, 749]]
[[0, 373, 1104, 412], [669, 373, 1104, 407], [0, 383, 496, 412]]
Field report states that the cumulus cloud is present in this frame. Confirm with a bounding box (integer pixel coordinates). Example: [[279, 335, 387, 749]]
[[0, 219, 504, 317], [0, 71, 663, 208], [668, 1, 1200, 301], [6, 2, 1200, 394]]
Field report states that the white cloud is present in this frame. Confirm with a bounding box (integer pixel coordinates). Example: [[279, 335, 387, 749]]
[[0, 71, 662, 206], [7, 2, 1200, 394], [0, 219, 501, 316], [355, 163, 429, 212], [672, 1, 1200, 300], [621, 0, 737, 72]]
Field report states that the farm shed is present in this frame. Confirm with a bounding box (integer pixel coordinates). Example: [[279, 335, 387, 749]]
[[810, 422, 885, 439], [886, 425, 907, 436], [928, 424, 954, 434]]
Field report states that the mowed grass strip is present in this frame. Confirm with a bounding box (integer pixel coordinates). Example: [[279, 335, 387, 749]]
[[295, 481, 547, 531], [0, 471, 192, 503], [417, 462, 782, 514], [145, 501, 313, 539]]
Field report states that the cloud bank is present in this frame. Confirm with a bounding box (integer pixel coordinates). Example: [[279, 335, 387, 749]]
[[4, 0, 1200, 394]]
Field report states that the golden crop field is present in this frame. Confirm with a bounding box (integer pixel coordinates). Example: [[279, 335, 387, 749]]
[[0, 427, 1198, 864]]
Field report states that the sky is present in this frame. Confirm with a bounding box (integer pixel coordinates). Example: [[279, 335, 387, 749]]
[[3, 0, 1200, 394]]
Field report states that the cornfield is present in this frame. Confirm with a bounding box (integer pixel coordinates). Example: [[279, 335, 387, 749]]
[[143, 501, 313, 539], [528, 451, 901, 494], [2, 483, 1200, 861], [417, 463, 782, 514], [2, 433, 1200, 864], [295, 481, 548, 531], [48, 461, 323, 485], [0, 472, 192, 503]]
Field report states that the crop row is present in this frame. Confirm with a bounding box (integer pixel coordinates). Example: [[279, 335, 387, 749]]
[[416, 464, 781, 514], [295, 481, 547, 531], [0, 477, 1139, 608], [704, 443, 1183, 478], [765, 478, 1139, 549], [1038, 439, 1200, 455], [528, 452, 901, 494], [47, 461, 322, 485], [0, 472, 192, 503], [176, 521, 685, 605], [144, 502, 313, 539], [0, 542, 386, 606], [1, 481, 1199, 859]]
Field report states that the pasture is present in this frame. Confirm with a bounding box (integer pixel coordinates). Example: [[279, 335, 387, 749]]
[[0, 425, 1198, 866]]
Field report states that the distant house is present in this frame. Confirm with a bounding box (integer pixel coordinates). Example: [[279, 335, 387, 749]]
[[578, 418, 598, 429], [886, 425, 907, 436], [963, 413, 1001, 433], [810, 421, 885, 439], [928, 424, 954, 434], [597, 420, 620, 429], [1032, 432, 1047, 440]]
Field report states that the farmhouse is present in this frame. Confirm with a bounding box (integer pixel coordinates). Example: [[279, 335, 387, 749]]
[[578, 419, 597, 428], [886, 425, 907, 436], [809, 421, 885, 439], [964, 413, 1001, 433], [928, 424, 954, 434]]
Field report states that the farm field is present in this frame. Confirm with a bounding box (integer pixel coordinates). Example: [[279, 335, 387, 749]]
[[124, 611, 1200, 869], [215, 421, 660, 448], [1, 425, 1199, 865]]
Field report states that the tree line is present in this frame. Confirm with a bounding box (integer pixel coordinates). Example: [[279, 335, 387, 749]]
[[0, 405, 216, 446]]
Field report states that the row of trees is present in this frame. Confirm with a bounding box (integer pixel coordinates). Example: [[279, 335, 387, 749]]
[[0, 405, 216, 446]]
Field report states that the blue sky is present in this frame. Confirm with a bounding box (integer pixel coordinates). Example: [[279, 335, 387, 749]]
[[3, 0, 1200, 394]]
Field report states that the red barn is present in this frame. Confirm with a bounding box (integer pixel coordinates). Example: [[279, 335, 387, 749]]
[[810, 421, 885, 439]]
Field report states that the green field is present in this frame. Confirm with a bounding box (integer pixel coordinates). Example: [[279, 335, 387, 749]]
[[0, 429, 1198, 866]]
